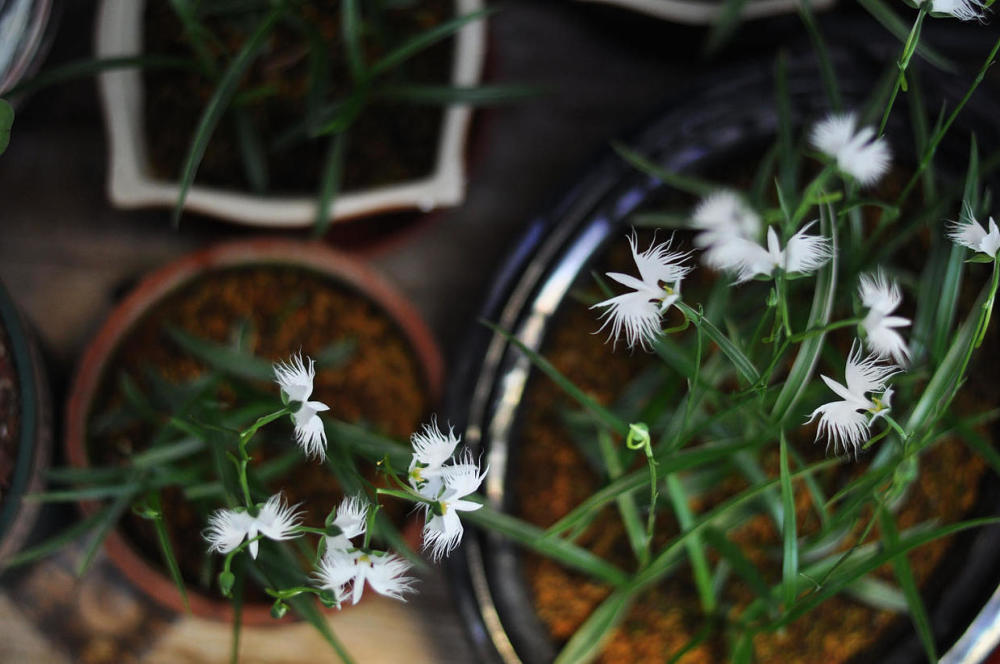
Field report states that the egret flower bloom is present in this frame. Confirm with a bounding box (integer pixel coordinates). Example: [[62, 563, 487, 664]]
[[858, 271, 911, 365], [420, 452, 487, 561], [918, 0, 986, 20], [722, 223, 832, 283], [408, 417, 461, 495], [807, 344, 898, 457], [325, 496, 368, 552], [315, 548, 416, 606], [691, 191, 762, 269], [810, 113, 891, 187], [273, 353, 330, 460], [205, 493, 302, 559], [592, 233, 692, 350], [948, 212, 1000, 258]]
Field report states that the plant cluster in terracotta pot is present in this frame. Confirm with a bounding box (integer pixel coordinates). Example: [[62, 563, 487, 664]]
[[17, 241, 445, 627]]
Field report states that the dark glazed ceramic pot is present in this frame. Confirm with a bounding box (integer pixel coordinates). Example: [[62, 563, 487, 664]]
[[444, 24, 1000, 664], [0, 280, 52, 566]]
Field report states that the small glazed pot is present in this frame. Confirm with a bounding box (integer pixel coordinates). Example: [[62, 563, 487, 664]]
[[0, 280, 52, 566], [0, 0, 55, 95], [64, 239, 443, 623], [95, 0, 487, 228]]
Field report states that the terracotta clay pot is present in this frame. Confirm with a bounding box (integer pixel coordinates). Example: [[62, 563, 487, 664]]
[[65, 239, 442, 623]]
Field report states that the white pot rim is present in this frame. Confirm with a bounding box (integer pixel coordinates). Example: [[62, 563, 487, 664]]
[[95, 0, 486, 228], [577, 0, 835, 25]]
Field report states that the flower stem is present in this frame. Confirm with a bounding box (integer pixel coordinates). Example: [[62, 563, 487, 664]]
[[896, 36, 1000, 206], [231, 406, 294, 507], [974, 259, 1000, 348], [878, 6, 928, 137]]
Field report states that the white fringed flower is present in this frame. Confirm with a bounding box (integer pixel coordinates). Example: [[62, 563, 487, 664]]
[[325, 496, 368, 552], [592, 233, 692, 350], [918, 0, 986, 20], [810, 113, 891, 187], [273, 353, 331, 461], [408, 417, 461, 496], [807, 344, 898, 457], [948, 212, 1000, 258], [858, 271, 911, 365], [722, 223, 832, 283], [314, 548, 416, 606], [691, 191, 762, 269], [421, 452, 487, 562], [205, 493, 303, 559]]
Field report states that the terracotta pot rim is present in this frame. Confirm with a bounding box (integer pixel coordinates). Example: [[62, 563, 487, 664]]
[[64, 238, 442, 624]]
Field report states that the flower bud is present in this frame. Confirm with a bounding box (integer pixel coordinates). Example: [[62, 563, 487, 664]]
[[270, 600, 289, 619], [218, 571, 235, 596]]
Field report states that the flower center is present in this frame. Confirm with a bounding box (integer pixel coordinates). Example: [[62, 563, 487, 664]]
[[869, 395, 889, 415]]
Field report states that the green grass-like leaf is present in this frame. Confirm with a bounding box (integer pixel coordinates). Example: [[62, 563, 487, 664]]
[[342, 0, 366, 82], [167, 327, 275, 382], [313, 132, 347, 235], [483, 320, 630, 435], [878, 506, 936, 663], [780, 433, 799, 609], [856, 0, 955, 72], [611, 142, 717, 198], [553, 588, 632, 664], [546, 438, 763, 537], [369, 8, 494, 78], [770, 203, 837, 421], [171, 7, 283, 227], [675, 303, 761, 386], [378, 83, 543, 105], [149, 491, 190, 612], [774, 516, 1000, 629], [464, 504, 629, 587], [0, 99, 12, 155]]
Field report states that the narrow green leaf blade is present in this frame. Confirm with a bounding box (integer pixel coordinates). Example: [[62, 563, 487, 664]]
[[149, 492, 190, 612], [770, 203, 837, 421], [878, 506, 936, 663], [780, 433, 798, 609], [378, 83, 542, 105], [369, 8, 494, 78], [464, 505, 629, 587], [553, 589, 632, 664], [0, 99, 13, 155], [167, 327, 274, 381], [171, 7, 282, 227], [611, 142, 717, 198], [483, 320, 630, 434]]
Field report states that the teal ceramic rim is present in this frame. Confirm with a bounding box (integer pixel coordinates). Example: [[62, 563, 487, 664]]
[[0, 281, 38, 541]]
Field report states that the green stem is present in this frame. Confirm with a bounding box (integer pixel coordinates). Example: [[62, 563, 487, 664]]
[[974, 259, 1000, 348], [878, 6, 928, 136], [792, 166, 834, 228], [233, 406, 294, 508], [895, 36, 1000, 206]]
